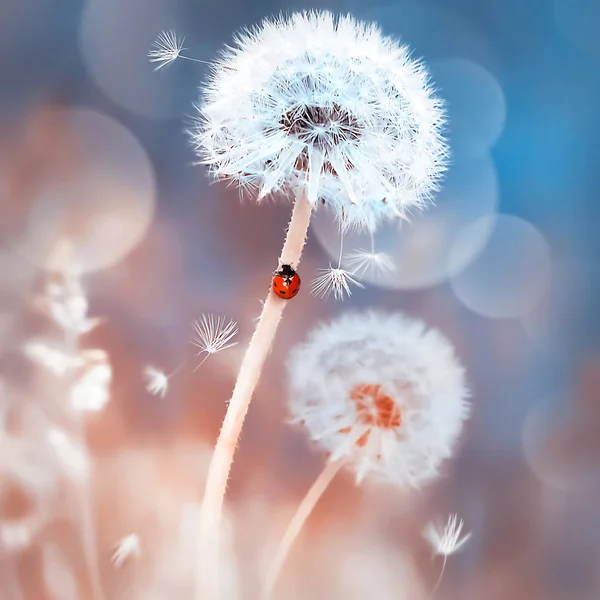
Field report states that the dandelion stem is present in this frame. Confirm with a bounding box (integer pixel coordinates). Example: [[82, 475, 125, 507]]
[[197, 189, 313, 599], [262, 459, 344, 600]]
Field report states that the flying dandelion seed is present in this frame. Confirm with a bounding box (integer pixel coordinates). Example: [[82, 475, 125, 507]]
[[346, 249, 396, 277], [423, 514, 471, 591], [148, 30, 209, 72], [191, 314, 239, 369], [148, 30, 186, 71], [112, 533, 141, 568], [310, 266, 364, 301], [143, 365, 169, 398]]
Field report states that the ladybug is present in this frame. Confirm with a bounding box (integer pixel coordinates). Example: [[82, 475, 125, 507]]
[[272, 264, 301, 300]]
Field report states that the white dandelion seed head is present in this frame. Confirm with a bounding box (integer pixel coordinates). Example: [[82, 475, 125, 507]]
[[148, 30, 186, 71], [192, 11, 448, 230], [287, 311, 469, 487], [423, 514, 471, 557], [310, 266, 364, 301], [346, 249, 396, 277], [143, 365, 169, 398]]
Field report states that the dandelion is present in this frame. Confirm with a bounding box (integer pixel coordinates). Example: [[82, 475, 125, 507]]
[[310, 266, 364, 300], [346, 249, 396, 277], [112, 533, 141, 568], [184, 11, 448, 592], [423, 514, 471, 591], [191, 314, 239, 369], [148, 30, 186, 70], [263, 311, 469, 597], [143, 365, 169, 398], [193, 12, 447, 230]]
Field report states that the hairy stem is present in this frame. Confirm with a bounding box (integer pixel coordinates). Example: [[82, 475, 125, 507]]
[[197, 189, 313, 599], [262, 459, 344, 599]]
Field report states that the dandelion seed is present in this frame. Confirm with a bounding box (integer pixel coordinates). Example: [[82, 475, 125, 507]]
[[423, 514, 471, 591], [143, 365, 169, 398], [346, 250, 396, 277], [423, 514, 471, 557], [148, 30, 186, 71], [112, 534, 141, 568], [191, 314, 239, 369], [310, 266, 364, 301]]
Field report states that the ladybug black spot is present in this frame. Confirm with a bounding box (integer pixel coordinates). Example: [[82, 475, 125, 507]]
[[292, 288, 299, 294], [279, 290, 286, 295], [274, 280, 279, 287]]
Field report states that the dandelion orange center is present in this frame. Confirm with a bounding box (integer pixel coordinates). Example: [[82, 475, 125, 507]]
[[339, 383, 402, 447]]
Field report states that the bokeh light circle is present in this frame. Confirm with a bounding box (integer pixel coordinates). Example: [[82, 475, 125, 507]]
[[79, 0, 185, 118], [554, 0, 600, 56], [449, 215, 552, 319], [311, 155, 499, 290], [431, 58, 506, 159], [15, 108, 156, 274]]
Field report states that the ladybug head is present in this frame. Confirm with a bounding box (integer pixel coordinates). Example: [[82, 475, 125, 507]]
[[277, 264, 296, 277]]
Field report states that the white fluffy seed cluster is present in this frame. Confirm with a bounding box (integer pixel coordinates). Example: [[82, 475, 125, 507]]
[[192, 12, 448, 230], [287, 311, 469, 487]]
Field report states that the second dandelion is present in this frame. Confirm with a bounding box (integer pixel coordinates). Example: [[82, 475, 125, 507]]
[[263, 310, 470, 598]]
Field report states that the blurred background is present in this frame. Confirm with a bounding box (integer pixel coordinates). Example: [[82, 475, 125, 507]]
[[0, 0, 599, 598]]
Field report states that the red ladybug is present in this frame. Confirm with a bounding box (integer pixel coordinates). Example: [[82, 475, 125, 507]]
[[272, 264, 301, 300]]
